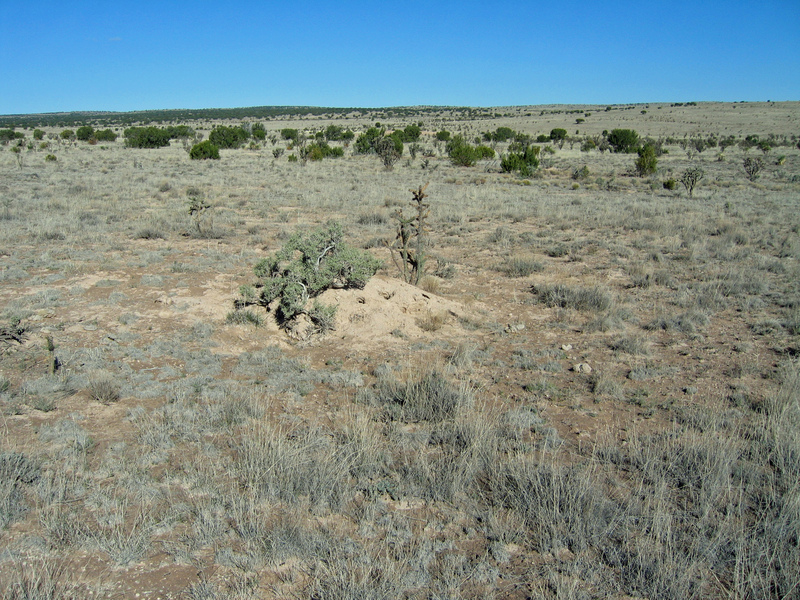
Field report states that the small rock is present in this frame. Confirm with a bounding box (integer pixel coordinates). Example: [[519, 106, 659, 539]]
[[573, 363, 592, 373], [561, 344, 573, 351], [505, 323, 525, 333]]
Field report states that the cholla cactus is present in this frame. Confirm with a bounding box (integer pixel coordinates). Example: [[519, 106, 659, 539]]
[[389, 183, 430, 286]]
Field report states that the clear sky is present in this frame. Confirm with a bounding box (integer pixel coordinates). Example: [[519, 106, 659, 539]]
[[2, 1, 798, 114]]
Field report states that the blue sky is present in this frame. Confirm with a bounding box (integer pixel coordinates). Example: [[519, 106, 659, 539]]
[[2, 1, 798, 114]]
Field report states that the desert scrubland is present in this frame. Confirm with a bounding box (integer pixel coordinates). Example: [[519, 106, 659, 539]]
[[0, 102, 798, 599]]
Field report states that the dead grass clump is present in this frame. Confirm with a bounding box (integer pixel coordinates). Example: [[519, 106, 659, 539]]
[[531, 283, 614, 312], [416, 310, 447, 332], [135, 228, 165, 240], [233, 421, 386, 512], [627, 365, 679, 381], [21, 375, 76, 412], [695, 272, 767, 311], [447, 342, 477, 371], [644, 310, 709, 334], [87, 371, 122, 404], [486, 225, 513, 247], [356, 211, 387, 226], [376, 368, 473, 423], [484, 454, 612, 554], [225, 308, 264, 327], [609, 334, 651, 356], [0, 556, 106, 599], [498, 257, 544, 278], [0, 452, 39, 531], [417, 275, 441, 294], [629, 267, 675, 288], [583, 308, 633, 333], [589, 373, 625, 401]]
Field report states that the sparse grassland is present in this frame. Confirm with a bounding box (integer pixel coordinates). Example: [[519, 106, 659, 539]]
[[0, 102, 798, 598]]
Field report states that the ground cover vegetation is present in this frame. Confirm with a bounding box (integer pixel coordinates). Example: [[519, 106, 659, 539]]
[[0, 101, 798, 598]]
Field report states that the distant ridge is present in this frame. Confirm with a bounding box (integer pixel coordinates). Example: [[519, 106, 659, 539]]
[[0, 105, 485, 128]]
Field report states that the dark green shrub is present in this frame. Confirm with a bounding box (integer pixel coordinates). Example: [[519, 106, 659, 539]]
[[0, 129, 24, 143], [494, 127, 515, 142], [208, 126, 248, 149], [60, 129, 75, 140], [189, 141, 220, 160], [166, 125, 195, 139], [635, 143, 658, 176], [388, 131, 404, 154], [663, 178, 676, 190], [501, 144, 540, 177], [739, 134, 759, 151], [281, 128, 299, 142], [94, 129, 117, 142], [435, 130, 451, 141], [475, 145, 495, 159], [446, 135, 479, 166], [45, 154, 57, 162], [399, 124, 421, 142], [607, 128, 639, 153], [76, 125, 94, 141], [124, 126, 171, 148], [536, 134, 550, 143], [354, 127, 384, 154], [550, 128, 568, 141], [251, 122, 266, 140], [306, 141, 343, 160], [448, 144, 477, 167], [719, 136, 737, 151], [33, 129, 45, 140], [323, 125, 344, 141], [306, 145, 323, 161]]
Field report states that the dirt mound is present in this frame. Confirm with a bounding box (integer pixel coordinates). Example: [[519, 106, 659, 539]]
[[310, 275, 481, 350]]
